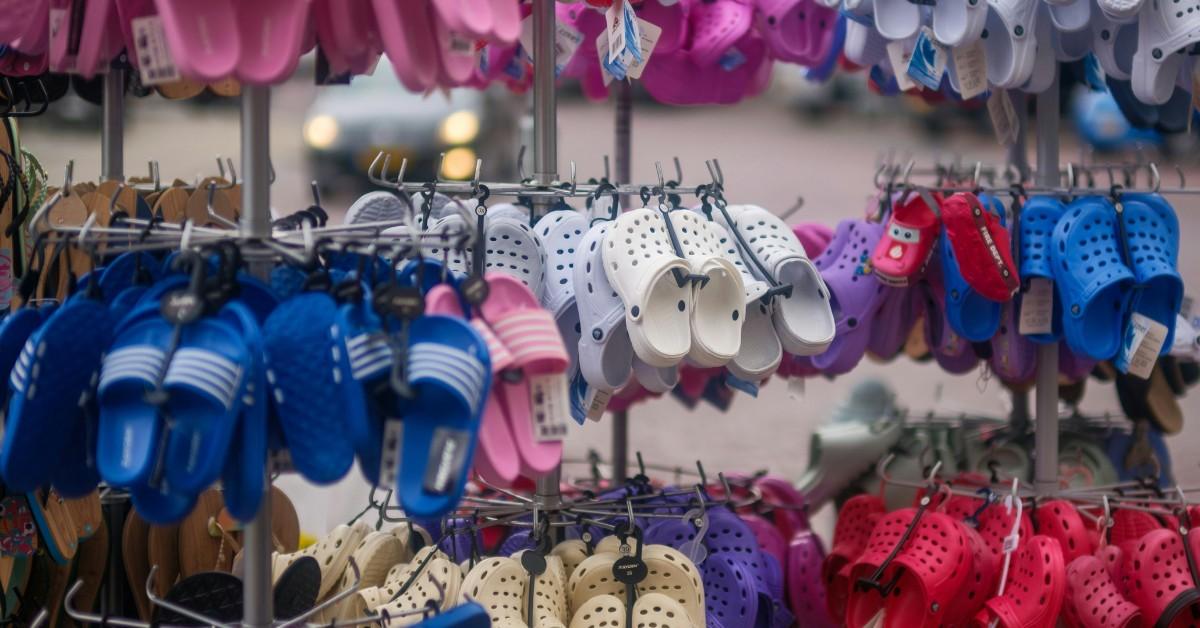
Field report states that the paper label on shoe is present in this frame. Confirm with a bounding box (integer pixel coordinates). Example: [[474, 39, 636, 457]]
[[555, 21, 584, 77], [423, 427, 471, 495], [906, 27, 947, 91], [886, 40, 917, 92], [1019, 278, 1054, 336], [1116, 313, 1168, 379], [585, 387, 612, 422], [530, 373, 570, 442], [378, 420, 403, 490], [788, 377, 805, 399], [626, 19, 661, 79], [951, 38, 988, 100], [131, 16, 180, 87], [987, 89, 1019, 147], [595, 32, 616, 85]]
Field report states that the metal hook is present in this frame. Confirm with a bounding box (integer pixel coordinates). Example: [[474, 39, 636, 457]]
[[144, 567, 235, 626], [1176, 164, 1187, 190], [64, 579, 150, 627], [205, 183, 239, 229], [1149, 162, 1161, 193], [517, 145, 529, 182], [180, 219, 195, 251], [276, 558, 364, 627], [568, 161, 578, 195], [973, 161, 983, 189]]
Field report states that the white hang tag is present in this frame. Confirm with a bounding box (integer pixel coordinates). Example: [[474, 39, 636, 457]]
[[624, 19, 661, 80], [584, 387, 612, 422], [530, 373, 570, 442], [378, 420, 404, 490], [595, 32, 616, 85], [906, 27, 947, 91], [886, 39, 917, 92], [555, 21, 585, 77], [788, 377, 805, 400], [1018, 278, 1054, 336], [131, 16, 181, 87], [987, 89, 1019, 147], [1116, 312, 1168, 379], [605, 1, 628, 65], [951, 38, 988, 100]]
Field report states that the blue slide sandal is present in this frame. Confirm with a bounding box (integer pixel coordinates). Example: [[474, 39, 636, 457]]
[[263, 290, 355, 484], [1, 294, 112, 492], [0, 307, 44, 408], [397, 314, 491, 518], [219, 301, 268, 522], [1051, 196, 1136, 360], [334, 286, 394, 486]]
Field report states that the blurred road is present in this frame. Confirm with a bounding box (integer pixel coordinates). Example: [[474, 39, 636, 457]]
[[20, 77, 1200, 536]]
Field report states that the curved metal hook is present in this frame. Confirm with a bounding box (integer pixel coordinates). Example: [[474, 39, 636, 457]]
[[144, 566, 236, 627]]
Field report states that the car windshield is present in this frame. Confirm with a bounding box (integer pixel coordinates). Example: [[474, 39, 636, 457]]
[[353, 59, 482, 108]]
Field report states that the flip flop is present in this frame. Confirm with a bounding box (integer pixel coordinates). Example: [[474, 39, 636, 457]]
[[983, 0, 1041, 89], [718, 205, 834, 356], [673, 211, 746, 367], [1016, 195, 1067, 344], [871, 191, 940, 286], [1051, 197, 1136, 361], [602, 208, 692, 367], [1120, 193, 1183, 354], [2, 294, 112, 492], [811, 219, 887, 374], [575, 221, 635, 393], [263, 290, 355, 485], [1132, 0, 1200, 105], [155, 0, 241, 81], [478, 273, 569, 476], [396, 314, 490, 517], [425, 284, 521, 485], [1064, 555, 1141, 628]]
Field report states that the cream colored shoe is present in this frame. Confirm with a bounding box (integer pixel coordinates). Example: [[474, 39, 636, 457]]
[[568, 594, 627, 628]]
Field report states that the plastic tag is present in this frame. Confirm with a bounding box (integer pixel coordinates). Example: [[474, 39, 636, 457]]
[[605, 1, 629, 64], [1019, 278, 1054, 336], [906, 27, 947, 91], [1116, 312, 1168, 379], [951, 38, 988, 100], [788, 377, 805, 400], [1083, 53, 1105, 91], [530, 373, 570, 442], [987, 89, 1019, 147], [131, 16, 180, 86], [625, 19, 661, 79], [886, 40, 917, 91], [378, 420, 403, 490], [423, 427, 470, 495], [159, 290, 204, 325], [595, 31, 617, 84], [584, 387, 611, 422], [1002, 533, 1019, 553]]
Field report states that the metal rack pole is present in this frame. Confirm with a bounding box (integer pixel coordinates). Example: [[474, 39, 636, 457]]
[[610, 81, 633, 486], [531, 0, 562, 510], [240, 85, 274, 628], [1033, 81, 1061, 497], [101, 67, 124, 180]]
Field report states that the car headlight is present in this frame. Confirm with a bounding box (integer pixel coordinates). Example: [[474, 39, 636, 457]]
[[303, 115, 339, 150], [442, 147, 477, 180], [438, 110, 480, 145]]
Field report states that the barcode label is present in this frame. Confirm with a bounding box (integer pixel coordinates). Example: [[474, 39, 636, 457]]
[[131, 16, 180, 86]]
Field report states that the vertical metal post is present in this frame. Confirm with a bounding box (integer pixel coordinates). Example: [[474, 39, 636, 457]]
[[531, 0, 562, 508], [1007, 93, 1030, 182], [610, 81, 633, 485], [240, 85, 273, 628], [101, 67, 124, 180], [1033, 79, 1061, 497]]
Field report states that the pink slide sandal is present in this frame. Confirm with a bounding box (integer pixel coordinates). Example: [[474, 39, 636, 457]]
[[424, 285, 522, 486], [372, 0, 439, 91], [478, 273, 570, 477], [234, 0, 311, 85], [154, 0, 240, 81]]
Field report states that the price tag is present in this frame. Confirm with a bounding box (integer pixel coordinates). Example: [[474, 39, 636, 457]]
[[605, 1, 629, 65], [378, 420, 403, 490], [886, 39, 917, 92], [595, 31, 616, 85], [906, 27, 947, 91], [584, 387, 612, 422], [423, 427, 470, 495], [1018, 278, 1054, 336], [1116, 312, 1168, 379], [131, 15, 180, 86], [530, 373, 570, 442], [951, 38, 988, 100], [555, 21, 584, 77], [987, 89, 1019, 147]]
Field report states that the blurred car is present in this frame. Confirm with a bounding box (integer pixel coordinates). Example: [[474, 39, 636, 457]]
[[301, 59, 520, 193]]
